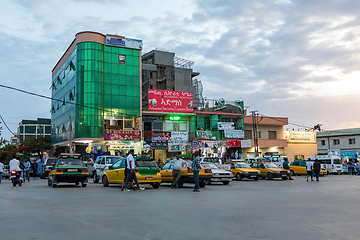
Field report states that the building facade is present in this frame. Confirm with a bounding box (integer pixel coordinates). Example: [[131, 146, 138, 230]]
[[284, 131, 317, 162], [316, 128, 360, 160], [51, 31, 143, 155], [17, 118, 51, 142]]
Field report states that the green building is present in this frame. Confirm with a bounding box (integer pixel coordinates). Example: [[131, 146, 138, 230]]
[[17, 118, 51, 142], [51, 31, 143, 154]]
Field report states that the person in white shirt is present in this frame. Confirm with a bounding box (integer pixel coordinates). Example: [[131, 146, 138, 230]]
[[123, 150, 144, 191], [306, 159, 313, 181], [9, 155, 21, 172], [169, 154, 188, 189], [0, 160, 4, 183]]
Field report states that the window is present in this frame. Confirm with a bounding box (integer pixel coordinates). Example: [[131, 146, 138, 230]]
[[321, 140, 326, 146], [119, 54, 126, 65], [152, 122, 163, 131], [124, 120, 133, 129], [349, 138, 355, 145], [268, 131, 277, 139], [333, 139, 340, 145], [258, 131, 262, 139], [245, 130, 252, 139]]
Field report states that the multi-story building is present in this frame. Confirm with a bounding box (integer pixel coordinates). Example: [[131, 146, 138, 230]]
[[51, 31, 143, 155], [17, 118, 51, 141], [316, 128, 360, 160]]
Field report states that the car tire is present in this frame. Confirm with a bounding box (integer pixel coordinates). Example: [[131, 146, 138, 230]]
[[290, 170, 295, 176], [52, 178, 57, 188], [82, 182, 87, 187], [254, 177, 259, 181], [206, 180, 211, 185], [236, 173, 242, 181], [266, 172, 273, 180], [75, 182, 79, 186], [102, 175, 109, 187], [151, 183, 160, 189], [93, 173, 99, 183], [199, 181, 206, 188], [261, 176, 266, 180], [222, 181, 230, 185]]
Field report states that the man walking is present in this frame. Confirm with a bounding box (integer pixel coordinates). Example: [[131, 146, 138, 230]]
[[123, 150, 144, 192], [192, 150, 201, 192], [0, 160, 4, 183], [169, 153, 187, 189], [313, 159, 321, 182], [23, 158, 31, 182], [306, 159, 313, 181], [282, 158, 293, 180]]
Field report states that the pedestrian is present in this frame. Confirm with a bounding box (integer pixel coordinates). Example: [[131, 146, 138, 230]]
[[355, 160, 360, 176], [347, 160, 354, 175], [191, 150, 201, 192], [0, 160, 4, 183], [313, 159, 321, 182], [306, 159, 313, 181], [282, 158, 293, 180], [123, 150, 144, 192], [169, 153, 188, 189], [23, 158, 31, 182], [32, 160, 38, 179], [121, 154, 134, 191]]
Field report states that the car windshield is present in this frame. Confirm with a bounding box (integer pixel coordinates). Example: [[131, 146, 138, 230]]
[[106, 157, 122, 164], [136, 160, 158, 167], [235, 163, 250, 168], [57, 159, 84, 167], [46, 159, 57, 165], [201, 162, 218, 169], [263, 162, 278, 168]]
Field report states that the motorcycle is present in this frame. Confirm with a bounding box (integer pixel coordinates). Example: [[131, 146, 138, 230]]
[[10, 170, 23, 187]]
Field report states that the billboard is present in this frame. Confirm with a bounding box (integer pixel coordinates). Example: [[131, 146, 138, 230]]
[[106, 34, 143, 50], [148, 89, 193, 113], [104, 130, 141, 141], [284, 131, 316, 143]]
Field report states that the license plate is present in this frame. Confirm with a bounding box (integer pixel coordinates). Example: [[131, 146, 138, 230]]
[[146, 177, 153, 180], [68, 169, 78, 172], [251, 175, 256, 178]]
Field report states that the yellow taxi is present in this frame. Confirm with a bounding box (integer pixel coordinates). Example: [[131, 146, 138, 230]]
[[250, 162, 289, 180], [102, 157, 161, 189], [160, 160, 212, 188], [290, 160, 327, 176], [225, 161, 261, 181]]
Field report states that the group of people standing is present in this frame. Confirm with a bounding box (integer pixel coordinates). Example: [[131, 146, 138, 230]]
[[346, 159, 360, 175], [306, 158, 322, 182]]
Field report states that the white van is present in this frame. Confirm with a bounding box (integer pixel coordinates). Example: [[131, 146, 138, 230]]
[[309, 155, 342, 174]]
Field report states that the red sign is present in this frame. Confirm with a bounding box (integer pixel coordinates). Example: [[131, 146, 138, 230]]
[[104, 130, 141, 141], [148, 89, 193, 113], [226, 140, 242, 147]]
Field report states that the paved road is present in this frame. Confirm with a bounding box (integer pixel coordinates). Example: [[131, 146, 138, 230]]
[[1, 175, 360, 240]]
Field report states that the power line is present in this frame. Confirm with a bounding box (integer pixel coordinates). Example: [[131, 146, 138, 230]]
[[0, 115, 15, 135], [0, 84, 139, 118]]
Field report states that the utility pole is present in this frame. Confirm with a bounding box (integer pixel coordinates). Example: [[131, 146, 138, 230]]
[[69, 115, 72, 153], [251, 111, 259, 157]]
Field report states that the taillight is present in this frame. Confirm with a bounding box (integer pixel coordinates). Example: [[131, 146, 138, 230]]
[[135, 168, 139, 173], [187, 168, 193, 173], [157, 168, 160, 172], [205, 169, 212, 173], [82, 168, 89, 173], [56, 168, 64, 172], [332, 164, 334, 169], [11, 170, 16, 174]]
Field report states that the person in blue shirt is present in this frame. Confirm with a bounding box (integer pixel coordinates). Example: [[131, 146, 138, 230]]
[[23, 158, 31, 182]]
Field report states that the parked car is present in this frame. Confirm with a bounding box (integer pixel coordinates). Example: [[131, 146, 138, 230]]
[[40, 157, 58, 179], [250, 162, 289, 180], [93, 155, 123, 183], [48, 153, 89, 188], [200, 162, 233, 185], [225, 161, 260, 181], [290, 160, 327, 176], [102, 157, 161, 189], [2, 165, 10, 179], [160, 161, 212, 188], [199, 157, 231, 170]]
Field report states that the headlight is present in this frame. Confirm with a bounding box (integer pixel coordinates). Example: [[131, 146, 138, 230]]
[[214, 173, 219, 176], [287, 171, 290, 174]]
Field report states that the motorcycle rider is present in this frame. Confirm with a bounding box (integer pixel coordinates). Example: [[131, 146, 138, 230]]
[[9, 155, 22, 178]]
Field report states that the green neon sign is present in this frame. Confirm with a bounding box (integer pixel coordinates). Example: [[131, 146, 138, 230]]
[[169, 116, 181, 121]]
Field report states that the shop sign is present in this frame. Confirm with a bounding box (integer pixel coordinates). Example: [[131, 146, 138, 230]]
[[171, 132, 188, 141], [284, 131, 316, 143], [340, 150, 358, 159], [151, 131, 171, 141], [142, 115, 164, 122], [196, 130, 216, 140], [108, 141, 133, 150], [148, 141, 168, 150], [241, 140, 252, 148], [148, 89, 193, 113], [226, 140, 241, 147], [104, 130, 141, 141], [168, 141, 191, 152], [218, 122, 235, 131], [199, 141, 224, 148], [106, 34, 143, 50], [192, 141, 200, 150], [224, 130, 244, 139]]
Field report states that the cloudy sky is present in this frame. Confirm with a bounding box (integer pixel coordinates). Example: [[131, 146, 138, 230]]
[[1, 0, 360, 141]]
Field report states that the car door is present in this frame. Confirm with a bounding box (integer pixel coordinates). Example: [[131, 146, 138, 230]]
[[257, 163, 266, 177], [106, 160, 122, 184], [160, 162, 173, 182]]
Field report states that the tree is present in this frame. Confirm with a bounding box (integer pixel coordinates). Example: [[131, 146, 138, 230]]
[[0, 144, 18, 164], [20, 136, 51, 161], [0, 120, 8, 147]]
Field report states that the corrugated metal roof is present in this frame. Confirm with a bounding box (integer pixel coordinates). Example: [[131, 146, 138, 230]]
[[316, 128, 360, 137]]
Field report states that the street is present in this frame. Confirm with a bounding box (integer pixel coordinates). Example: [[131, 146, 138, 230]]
[[1, 175, 360, 240]]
